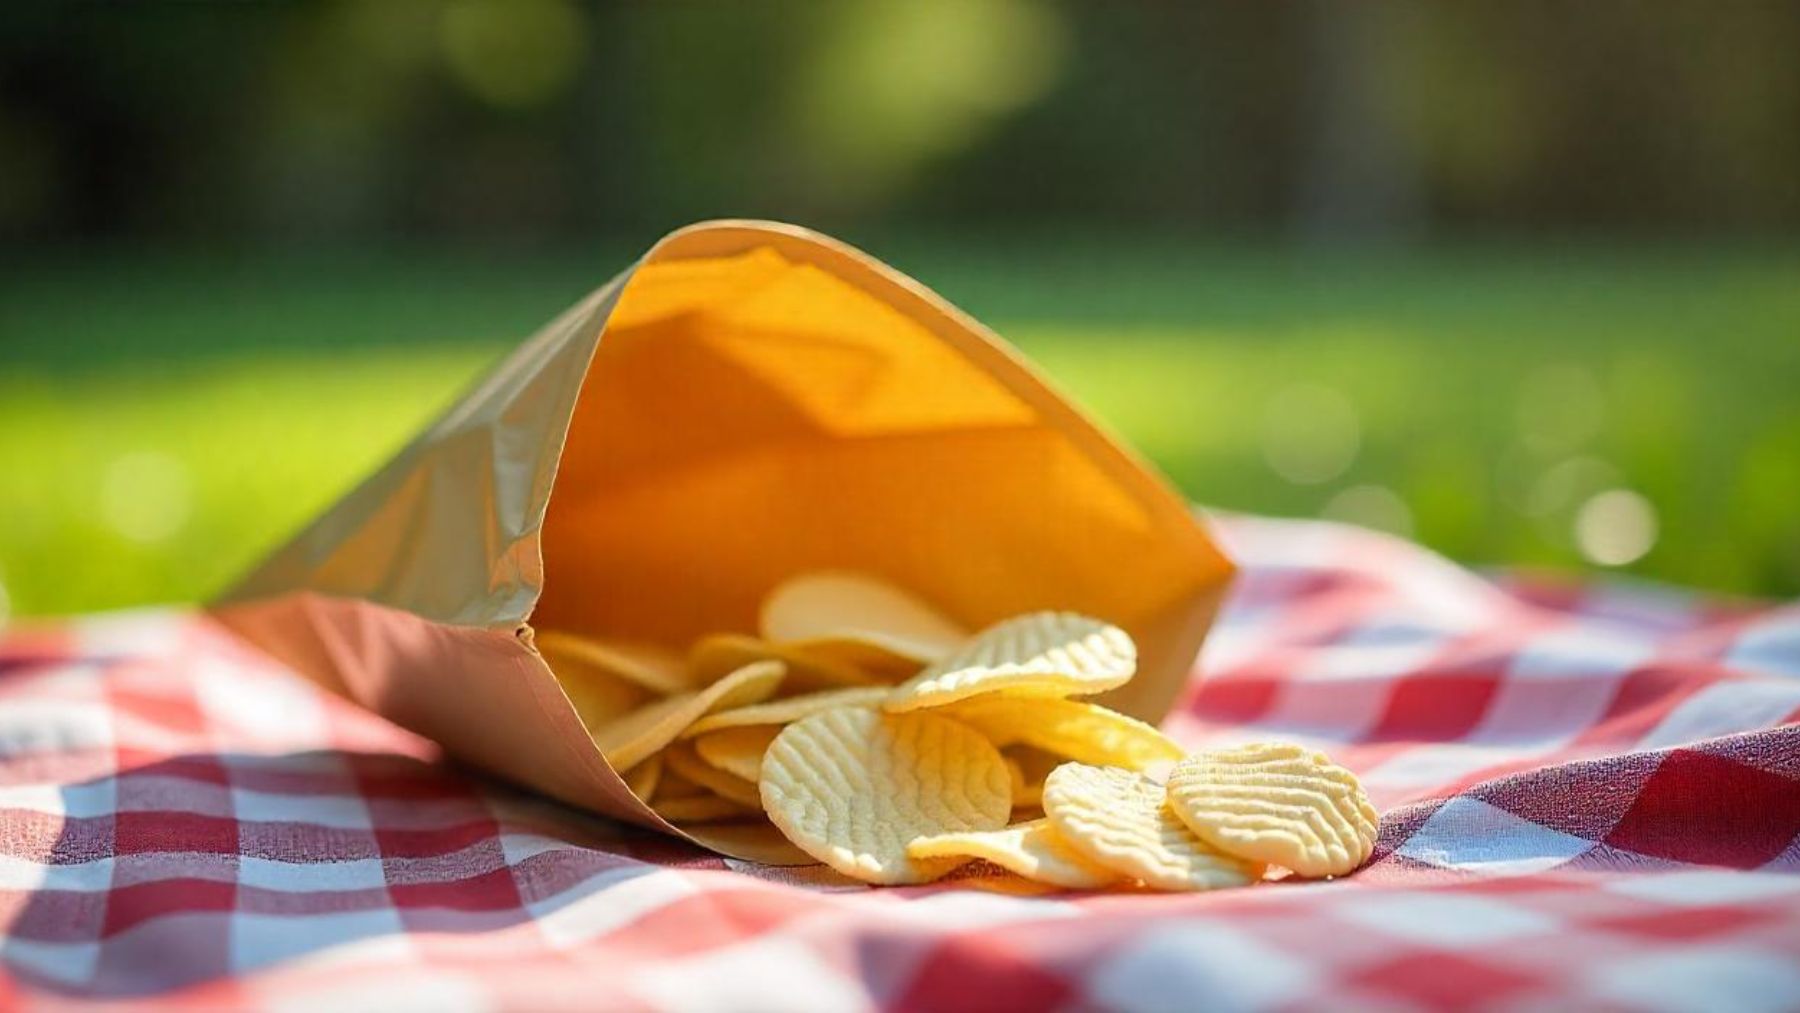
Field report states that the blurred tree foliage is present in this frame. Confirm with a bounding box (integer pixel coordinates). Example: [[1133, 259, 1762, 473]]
[[2, 0, 1797, 246]]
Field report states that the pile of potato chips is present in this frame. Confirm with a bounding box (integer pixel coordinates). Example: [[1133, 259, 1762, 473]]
[[539, 572, 1379, 889]]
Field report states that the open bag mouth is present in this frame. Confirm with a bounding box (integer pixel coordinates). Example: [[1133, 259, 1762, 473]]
[[215, 220, 1234, 859]]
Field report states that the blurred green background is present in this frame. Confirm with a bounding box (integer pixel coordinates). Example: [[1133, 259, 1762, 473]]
[[3, 1, 1799, 620]]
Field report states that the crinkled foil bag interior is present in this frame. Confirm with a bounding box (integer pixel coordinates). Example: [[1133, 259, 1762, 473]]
[[211, 220, 1235, 860]]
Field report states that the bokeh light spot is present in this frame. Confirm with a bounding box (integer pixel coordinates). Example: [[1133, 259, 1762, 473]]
[[440, 0, 586, 109], [1322, 484, 1415, 538], [100, 451, 193, 545], [1261, 383, 1361, 485], [1525, 455, 1622, 519], [1575, 488, 1658, 566]]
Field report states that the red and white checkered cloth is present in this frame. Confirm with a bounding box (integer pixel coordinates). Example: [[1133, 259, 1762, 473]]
[[3, 515, 1797, 1011]]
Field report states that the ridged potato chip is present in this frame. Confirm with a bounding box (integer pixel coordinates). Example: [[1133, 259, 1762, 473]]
[[664, 740, 763, 808], [537, 631, 697, 696], [592, 660, 785, 772], [1043, 763, 1259, 892], [622, 754, 663, 800], [907, 819, 1121, 889], [683, 820, 817, 867], [943, 696, 1183, 772], [885, 612, 1136, 713], [760, 571, 968, 666], [684, 686, 889, 738], [1004, 746, 1061, 808], [653, 792, 758, 824], [690, 634, 879, 692], [1166, 742, 1380, 878], [760, 708, 1012, 884], [693, 725, 780, 783]]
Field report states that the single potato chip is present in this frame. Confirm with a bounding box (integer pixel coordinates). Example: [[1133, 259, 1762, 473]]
[[1166, 742, 1380, 878], [654, 792, 758, 824], [682, 820, 817, 867], [693, 725, 780, 783], [943, 696, 1184, 771], [555, 664, 653, 732], [684, 686, 890, 738], [592, 660, 785, 772], [885, 612, 1136, 713], [690, 634, 879, 692], [1004, 746, 1061, 808], [907, 818, 1121, 889], [760, 708, 1012, 884], [1043, 762, 1259, 892], [622, 754, 663, 800], [760, 570, 968, 665], [664, 740, 763, 808], [537, 630, 697, 695]]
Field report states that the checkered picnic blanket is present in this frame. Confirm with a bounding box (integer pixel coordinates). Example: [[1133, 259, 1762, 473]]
[[2, 515, 1797, 1011]]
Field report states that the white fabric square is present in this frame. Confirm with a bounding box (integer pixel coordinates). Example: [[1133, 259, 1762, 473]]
[[1086, 921, 1315, 1013], [1589, 946, 1800, 1013], [1335, 891, 1559, 947], [0, 937, 100, 988], [1724, 613, 1800, 679], [631, 935, 873, 1013], [229, 786, 374, 830], [230, 908, 409, 976], [1602, 869, 1800, 907], [1397, 797, 1593, 875], [1636, 680, 1800, 750], [238, 855, 389, 892], [532, 867, 695, 948]]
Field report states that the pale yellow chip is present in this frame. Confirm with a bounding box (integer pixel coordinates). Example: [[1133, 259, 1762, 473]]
[[653, 792, 758, 824], [690, 634, 879, 692], [682, 820, 817, 867], [684, 686, 890, 738], [692, 725, 780, 783], [537, 630, 697, 695], [1166, 742, 1380, 878], [760, 570, 968, 665], [907, 818, 1122, 889], [760, 708, 1012, 884], [884, 612, 1136, 713], [943, 696, 1183, 772], [1042, 763, 1259, 892], [591, 660, 786, 772], [621, 754, 663, 800], [555, 664, 653, 732], [664, 740, 763, 808], [1004, 746, 1061, 808]]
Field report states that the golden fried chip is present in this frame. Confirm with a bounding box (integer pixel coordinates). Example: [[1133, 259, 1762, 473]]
[[907, 819, 1121, 889], [690, 634, 879, 692], [885, 612, 1136, 713], [692, 725, 780, 783], [555, 663, 653, 732], [592, 660, 785, 772], [1004, 746, 1061, 808], [1043, 763, 1259, 892], [760, 708, 1012, 884], [942, 696, 1183, 771], [653, 792, 758, 824], [1166, 742, 1380, 878], [684, 686, 890, 738], [537, 630, 697, 695], [621, 754, 663, 800], [664, 740, 763, 808], [760, 570, 968, 665], [682, 820, 817, 867]]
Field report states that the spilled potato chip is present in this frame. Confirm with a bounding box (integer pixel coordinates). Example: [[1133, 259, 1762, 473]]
[[943, 696, 1183, 772], [760, 707, 1011, 884], [591, 660, 785, 772], [885, 611, 1136, 713], [1166, 742, 1380, 878], [908, 818, 1121, 889], [1043, 762, 1259, 892]]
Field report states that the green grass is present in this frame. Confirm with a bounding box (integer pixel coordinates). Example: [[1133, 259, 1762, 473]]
[[3, 239, 1798, 618]]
